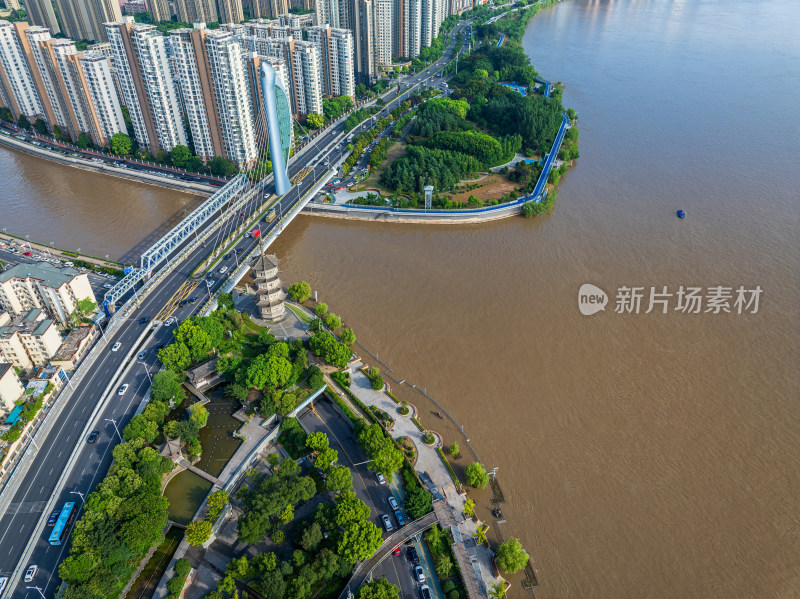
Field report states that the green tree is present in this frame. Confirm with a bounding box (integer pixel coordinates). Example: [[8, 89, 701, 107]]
[[150, 369, 186, 405], [77, 132, 92, 148], [488, 581, 509, 599], [339, 327, 356, 346], [315, 302, 328, 317], [357, 424, 404, 476], [58, 553, 97, 584], [324, 312, 342, 330], [449, 442, 460, 458], [306, 431, 329, 452], [246, 353, 292, 389], [335, 490, 371, 527], [33, 118, 48, 135], [357, 578, 399, 599], [0, 107, 13, 122], [206, 489, 229, 521], [495, 537, 529, 573], [174, 320, 213, 363], [288, 280, 312, 302], [300, 522, 323, 551], [111, 132, 133, 155], [368, 367, 384, 390], [170, 144, 191, 167], [314, 447, 338, 471], [473, 522, 489, 545], [465, 462, 490, 488], [175, 557, 192, 578], [17, 115, 31, 130], [186, 519, 213, 546], [122, 414, 159, 444], [462, 498, 475, 518], [434, 553, 453, 578], [77, 298, 96, 315], [306, 112, 324, 128], [325, 465, 353, 493], [307, 365, 325, 389], [208, 156, 237, 177], [338, 520, 383, 563], [158, 342, 192, 372]]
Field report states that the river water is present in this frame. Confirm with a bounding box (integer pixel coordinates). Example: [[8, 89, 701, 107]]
[[2, 0, 799, 596]]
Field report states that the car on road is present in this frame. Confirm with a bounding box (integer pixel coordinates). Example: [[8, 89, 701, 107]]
[[207, 279, 216, 287], [0, 576, 7, 594], [419, 585, 431, 599], [414, 565, 426, 583], [394, 510, 405, 526], [219, 266, 228, 274], [103, 283, 114, 289], [47, 509, 60, 526], [388, 496, 399, 511], [178, 299, 188, 307], [137, 350, 147, 360], [117, 383, 129, 395], [24, 565, 37, 582], [188, 296, 199, 304], [87, 430, 100, 444], [139, 316, 150, 325], [381, 515, 393, 532], [377, 472, 387, 485], [23, 251, 31, 256], [393, 546, 402, 556], [223, 253, 232, 260], [407, 546, 420, 565], [165, 317, 176, 326]]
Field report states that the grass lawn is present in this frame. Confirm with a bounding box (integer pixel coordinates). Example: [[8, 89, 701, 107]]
[[287, 303, 312, 325], [124, 526, 183, 599], [349, 140, 407, 195]]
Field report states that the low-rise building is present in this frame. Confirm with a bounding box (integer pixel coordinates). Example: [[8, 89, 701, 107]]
[[0, 261, 96, 326], [26, 364, 65, 398], [0, 362, 24, 415], [49, 323, 97, 370], [0, 309, 62, 372]]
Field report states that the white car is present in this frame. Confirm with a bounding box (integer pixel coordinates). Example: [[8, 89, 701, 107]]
[[24, 565, 37, 582], [377, 472, 387, 485], [164, 317, 176, 326], [117, 383, 129, 396], [0, 576, 8, 594], [111, 342, 121, 352], [414, 565, 426, 583], [388, 496, 399, 511], [219, 266, 228, 274], [103, 283, 114, 289], [381, 514, 393, 532]]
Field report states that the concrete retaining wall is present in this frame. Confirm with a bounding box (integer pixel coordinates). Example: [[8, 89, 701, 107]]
[[302, 201, 524, 223]]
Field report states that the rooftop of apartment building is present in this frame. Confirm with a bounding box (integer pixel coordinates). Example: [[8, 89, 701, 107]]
[[0, 261, 84, 289], [0, 362, 13, 381], [51, 324, 94, 362], [0, 309, 55, 339]]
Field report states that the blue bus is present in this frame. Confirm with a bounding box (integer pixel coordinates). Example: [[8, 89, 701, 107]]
[[48, 502, 76, 545]]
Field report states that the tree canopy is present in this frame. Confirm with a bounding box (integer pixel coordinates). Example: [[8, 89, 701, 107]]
[[495, 537, 529, 573]]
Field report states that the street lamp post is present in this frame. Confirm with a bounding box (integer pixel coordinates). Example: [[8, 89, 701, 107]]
[[141, 361, 152, 384], [26, 587, 47, 599], [105, 418, 122, 441], [70, 490, 85, 505]]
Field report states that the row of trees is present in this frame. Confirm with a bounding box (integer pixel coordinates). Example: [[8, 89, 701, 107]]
[[425, 130, 522, 169], [381, 145, 483, 193]]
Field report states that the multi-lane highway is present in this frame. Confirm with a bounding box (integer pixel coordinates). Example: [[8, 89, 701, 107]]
[[0, 20, 469, 597]]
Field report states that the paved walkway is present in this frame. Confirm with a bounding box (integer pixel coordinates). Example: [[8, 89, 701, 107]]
[[346, 362, 502, 597], [234, 293, 309, 341]]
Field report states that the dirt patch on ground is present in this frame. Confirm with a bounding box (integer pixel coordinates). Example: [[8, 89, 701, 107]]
[[447, 173, 518, 203]]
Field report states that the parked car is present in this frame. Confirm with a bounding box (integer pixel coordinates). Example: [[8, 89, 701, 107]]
[[414, 565, 426, 583], [407, 546, 420, 565], [24, 565, 37, 582], [394, 510, 405, 526], [47, 509, 61, 526], [23, 251, 31, 256], [419, 585, 431, 599], [103, 283, 114, 289], [388, 496, 399, 511], [117, 383, 129, 396], [381, 515, 393, 532], [377, 472, 387, 485], [87, 430, 100, 444]]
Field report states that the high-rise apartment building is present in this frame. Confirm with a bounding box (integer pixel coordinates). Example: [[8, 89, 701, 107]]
[[148, 0, 172, 22], [0, 21, 44, 120], [308, 24, 355, 98], [204, 29, 258, 168], [54, 0, 122, 42], [372, 0, 393, 68], [18, 0, 60, 35], [217, 0, 245, 23], [70, 52, 128, 146], [106, 18, 186, 154], [403, 0, 421, 58], [175, 0, 218, 24], [283, 39, 322, 116]]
